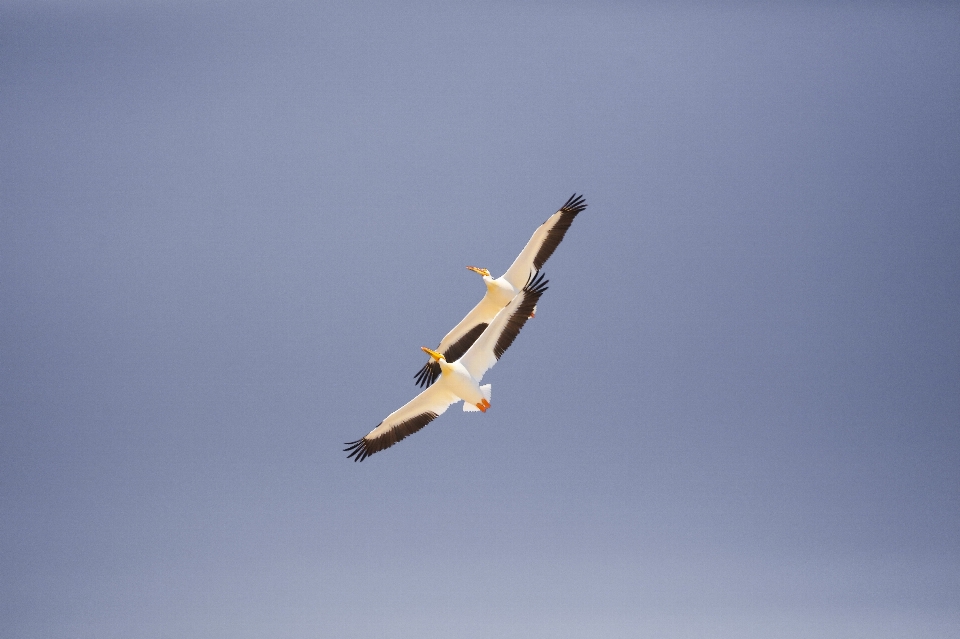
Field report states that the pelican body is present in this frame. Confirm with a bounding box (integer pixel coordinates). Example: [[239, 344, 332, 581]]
[[414, 194, 586, 388]]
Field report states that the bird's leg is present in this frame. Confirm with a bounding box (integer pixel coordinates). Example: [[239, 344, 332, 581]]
[[481, 398, 490, 410], [529, 304, 538, 319], [475, 402, 488, 413]]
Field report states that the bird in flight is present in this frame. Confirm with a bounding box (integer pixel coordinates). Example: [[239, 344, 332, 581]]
[[345, 272, 549, 461], [413, 194, 586, 388]]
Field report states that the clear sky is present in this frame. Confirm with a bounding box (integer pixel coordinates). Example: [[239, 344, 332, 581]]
[[2, 2, 958, 637]]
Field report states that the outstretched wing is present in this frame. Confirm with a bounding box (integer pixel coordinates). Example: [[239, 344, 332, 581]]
[[414, 322, 488, 388], [414, 293, 503, 388], [344, 382, 460, 462], [501, 194, 586, 290], [458, 272, 549, 382]]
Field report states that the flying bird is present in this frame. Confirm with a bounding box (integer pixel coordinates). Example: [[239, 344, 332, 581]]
[[345, 272, 549, 462], [413, 194, 586, 388]]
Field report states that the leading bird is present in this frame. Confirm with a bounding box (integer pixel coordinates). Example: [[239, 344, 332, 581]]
[[345, 272, 549, 461], [414, 194, 586, 388]]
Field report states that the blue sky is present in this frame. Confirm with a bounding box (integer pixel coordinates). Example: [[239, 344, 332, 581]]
[[2, 2, 958, 637]]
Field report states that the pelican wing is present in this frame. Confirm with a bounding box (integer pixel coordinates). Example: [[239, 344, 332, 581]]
[[414, 293, 503, 388], [459, 272, 549, 381], [414, 322, 488, 387], [501, 194, 587, 290], [344, 382, 460, 462]]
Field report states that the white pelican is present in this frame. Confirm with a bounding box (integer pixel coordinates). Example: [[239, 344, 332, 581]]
[[345, 272, 549, 461], [414, 193, 586, 388]]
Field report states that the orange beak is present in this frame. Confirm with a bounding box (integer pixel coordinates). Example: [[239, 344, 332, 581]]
[[466, 266, 490, 277], [421, 346, 444, 361]]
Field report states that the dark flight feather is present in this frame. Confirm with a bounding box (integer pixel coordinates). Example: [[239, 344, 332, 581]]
[[531, 193, 587, 272], [344, 411, 440, 462], [493, 271, 549, 361], [414, 322, 489, 388]]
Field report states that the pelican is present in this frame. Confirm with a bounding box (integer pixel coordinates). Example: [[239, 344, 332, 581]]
[[414, 193, 586, 388], [345, 272, 549, 461]]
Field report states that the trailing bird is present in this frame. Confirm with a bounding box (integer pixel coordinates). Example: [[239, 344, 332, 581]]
[[413, 194, 586, 388], [345, 272, 549, 461]]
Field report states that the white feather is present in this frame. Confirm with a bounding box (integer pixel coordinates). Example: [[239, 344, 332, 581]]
[[461, 384, 492, 411]]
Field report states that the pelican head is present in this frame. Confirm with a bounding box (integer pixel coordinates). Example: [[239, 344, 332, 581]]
[[466, 266, 491, 278], [421, 346, 445, 362]]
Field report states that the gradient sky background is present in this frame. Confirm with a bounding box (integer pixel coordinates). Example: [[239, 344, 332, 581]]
[[2, 2, 958, 638]]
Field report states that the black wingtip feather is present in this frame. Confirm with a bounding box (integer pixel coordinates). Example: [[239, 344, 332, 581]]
[[525, 270, 549, 294], [414, 323, 487, 388], [561, 193, 587, 215], [413, 360, 440, 388], [344, 438, 370, 462]]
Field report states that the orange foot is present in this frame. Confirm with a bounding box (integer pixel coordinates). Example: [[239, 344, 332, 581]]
[[475, 402, 487, 413]]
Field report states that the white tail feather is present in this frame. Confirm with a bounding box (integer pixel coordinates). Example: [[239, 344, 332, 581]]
[[462, 385, 492, 412]]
